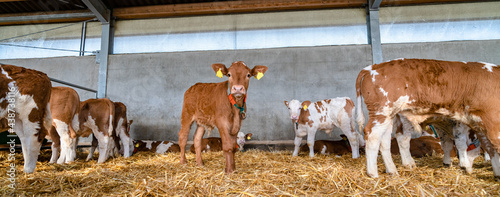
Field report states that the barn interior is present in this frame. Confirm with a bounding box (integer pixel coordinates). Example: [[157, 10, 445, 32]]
[[1, 0, 499, 147]]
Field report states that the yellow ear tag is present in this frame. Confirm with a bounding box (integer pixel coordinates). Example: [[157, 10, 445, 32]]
[[246, 136, 251, 140], [216, 68, 223, 78], [303, 105, 308, 110], [135, 144, 139, 148], [255, 72, 264, 80]]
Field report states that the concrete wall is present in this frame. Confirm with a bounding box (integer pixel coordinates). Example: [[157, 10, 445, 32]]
[[2, 39, 499, 143]]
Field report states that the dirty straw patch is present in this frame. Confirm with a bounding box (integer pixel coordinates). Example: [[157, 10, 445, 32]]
[[1, 149, 499, 196]]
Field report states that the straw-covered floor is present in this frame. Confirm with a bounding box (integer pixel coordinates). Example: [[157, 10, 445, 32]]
[[1, 148, 499, 196]]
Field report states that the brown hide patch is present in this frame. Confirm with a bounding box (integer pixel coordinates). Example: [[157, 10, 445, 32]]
[[344, 99, 354, 118], [298, 105, 313, 128], [315, 101, 323, 112], [50, 87, 80, 122]]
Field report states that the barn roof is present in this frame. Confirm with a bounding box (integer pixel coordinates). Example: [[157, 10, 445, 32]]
[[0, 0, 494, 25]]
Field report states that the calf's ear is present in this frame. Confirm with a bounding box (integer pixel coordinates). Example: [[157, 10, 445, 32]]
[[245, 133, 253, 140], [284, 100, 289, 107], [212, 63, 228, 78], [301, 101, 312, 111], [251, 65, 268, 80]]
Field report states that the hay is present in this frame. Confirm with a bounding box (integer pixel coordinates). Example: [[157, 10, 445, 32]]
[[1, 149, 499, 196]]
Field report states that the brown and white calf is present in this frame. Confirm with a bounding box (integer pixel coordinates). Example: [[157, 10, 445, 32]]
[[299, 135, 352, 156], [190, 137, 223, 153], [284, 98, 365, 158], [390, 136, 445, 158], [356, 58, 500, 179], [112, 102, 133, 158], [393, 114, 485, 173], [134, 140, 180, 154], [188, 132, 252, 153], [237, 132, 252, 151], [47, 86, 80, 164], [88, 102, 134, 159], [421, 117, 484, 172], [0, 64, 52, 173], [178, 61, 268, 173], [78, 98, 115, 163]]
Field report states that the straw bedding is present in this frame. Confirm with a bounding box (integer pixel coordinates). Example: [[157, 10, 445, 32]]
[[1, 149, 498, 196]]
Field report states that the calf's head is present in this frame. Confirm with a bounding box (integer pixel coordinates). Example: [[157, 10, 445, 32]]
[[284, 100, 301, 121], [212, 61, 268, 99], [237, 132, 253, 151]]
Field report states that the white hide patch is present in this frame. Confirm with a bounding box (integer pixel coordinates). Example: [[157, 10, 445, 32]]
[[145, 141, 155, 150], [16, 94, 39, 122], [375, 95, 410, 117], [480, 62, 497, 72], [1, 67, 13, 79], [378, 87, 390, 105], [83, 116, 108, 144], [53, 119, 68, 131], [320, 145, 327, 155], [108, 115, 114, 136], [72, 114, 80, 132], [116, 117, 125, 137], [156, 142, 174, 154], [363, 65, 379, 82]]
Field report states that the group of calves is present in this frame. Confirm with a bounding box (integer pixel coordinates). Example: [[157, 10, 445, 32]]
[[47, 87, 257, 164], [284, 97, 490, 174], [49, 88, 489, 173]]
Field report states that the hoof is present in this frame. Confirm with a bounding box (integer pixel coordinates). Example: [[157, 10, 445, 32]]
[[367, 172, 379, 178], [403, 164, 416, 169], [443, 163, 451, 167]]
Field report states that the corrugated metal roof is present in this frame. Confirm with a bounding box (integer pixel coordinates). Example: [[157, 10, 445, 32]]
[[0, 0, 235, 14], [0, 0, 494, 25]]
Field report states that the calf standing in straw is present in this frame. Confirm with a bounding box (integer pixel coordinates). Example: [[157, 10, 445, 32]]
[[284, 98, 365, 158], [178, 61, 268, 173]]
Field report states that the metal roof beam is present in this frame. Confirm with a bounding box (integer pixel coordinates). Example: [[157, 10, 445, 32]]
[[0, 11, 95, 25], [82, 0, 109, 24], [370, 0, 383, 10]]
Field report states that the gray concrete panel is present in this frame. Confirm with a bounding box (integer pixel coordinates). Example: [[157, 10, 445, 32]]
[[1, 39, 499, 143]]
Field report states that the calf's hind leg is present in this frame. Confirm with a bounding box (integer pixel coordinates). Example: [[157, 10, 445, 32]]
[[193, 126, 206, 166], [178, 117, 194, 164]]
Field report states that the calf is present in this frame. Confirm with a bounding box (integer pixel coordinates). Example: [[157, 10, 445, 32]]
[[421, 117, 483, 172], [190, 137, 223, 153], [112, 102, 133, 158], [78, 98, 115, 163], [88, 102, 134, 158], [356, 58, 500, 179], [237, 132, 252, 151], [0, 64, 52, 173], [284, 98, 365, 158], [393, 115, 484, 173], [188, 132, 252, 153], [178, 61, 268, 173], [300, 135, 352, 156], [134, 140, 180, 154], [47, 86, 80, 164], [390, 136, 445, 158]]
